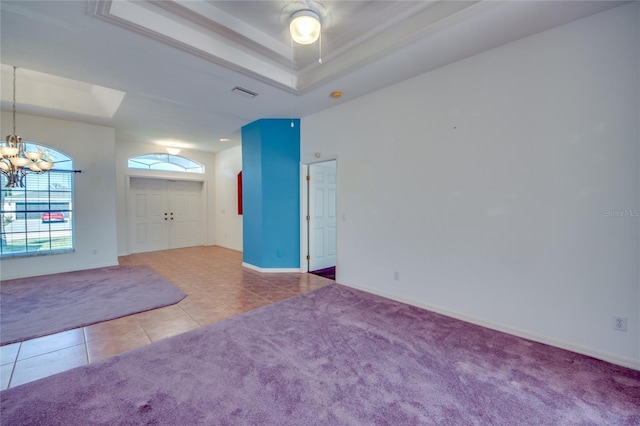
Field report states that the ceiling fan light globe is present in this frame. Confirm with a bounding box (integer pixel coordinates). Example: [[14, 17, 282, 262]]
[[290, 11, 321, 45]]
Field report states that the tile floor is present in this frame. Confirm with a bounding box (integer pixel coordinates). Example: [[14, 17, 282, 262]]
[[0, 246, 332, 390]]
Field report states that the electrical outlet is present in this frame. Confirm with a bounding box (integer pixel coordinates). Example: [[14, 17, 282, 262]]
[[393, 271, 400, 281], [613, 316, 627, 332]]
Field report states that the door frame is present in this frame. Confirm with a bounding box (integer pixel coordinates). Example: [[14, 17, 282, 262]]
[[125, 174, 207, 255], [300, 158, 338, 274]]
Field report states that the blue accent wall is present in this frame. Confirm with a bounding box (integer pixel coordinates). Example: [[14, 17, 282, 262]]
[[241, 119, 300, 269]]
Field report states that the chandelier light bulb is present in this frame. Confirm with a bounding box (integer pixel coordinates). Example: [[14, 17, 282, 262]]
[[25, 151, 43, 161], [1, 146, 19, 157], [10, 157, 30, 167], [28, 162, 42, 172], [39, 161, 53, 171], [290, 10, 321, 45]]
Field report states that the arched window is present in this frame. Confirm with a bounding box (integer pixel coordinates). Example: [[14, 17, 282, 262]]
[[128, 153, 204, 173], [1, 142, 75, 257]]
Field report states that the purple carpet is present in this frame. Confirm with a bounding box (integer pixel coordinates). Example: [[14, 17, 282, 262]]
[[310, 266, 336, 280], [1, 284, 638, 425], [0, 265, 186, 345]]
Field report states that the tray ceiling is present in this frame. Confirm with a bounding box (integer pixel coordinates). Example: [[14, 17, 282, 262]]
[[0, 0, 627, 152]]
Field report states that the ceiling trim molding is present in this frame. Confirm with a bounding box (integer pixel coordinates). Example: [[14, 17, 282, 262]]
[[87, 0, 300, 93], [86, 0, 493, 95], [85, 0, 621, 99], [152, 1, 293, 65]]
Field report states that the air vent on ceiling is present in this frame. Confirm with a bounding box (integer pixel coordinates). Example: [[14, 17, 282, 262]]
[[231, 86, 258, 98]]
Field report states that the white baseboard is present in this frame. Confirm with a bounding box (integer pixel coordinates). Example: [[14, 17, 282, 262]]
[[212, 243, 242, 253], [242, 262, 301, 273], [339, 280, 640, 371], [0, 261, 120, 281]]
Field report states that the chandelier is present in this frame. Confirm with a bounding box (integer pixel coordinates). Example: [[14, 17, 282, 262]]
[[0, 66, 53, 188]]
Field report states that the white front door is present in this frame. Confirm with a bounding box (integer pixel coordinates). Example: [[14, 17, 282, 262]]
[[308, 161, 337, 271], [129, 178, 203, 253], [130, 178, 170, 253], [168, 180, 202, 249]]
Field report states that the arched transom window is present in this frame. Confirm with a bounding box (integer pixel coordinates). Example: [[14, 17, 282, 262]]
[[128, 154, 204, 173]]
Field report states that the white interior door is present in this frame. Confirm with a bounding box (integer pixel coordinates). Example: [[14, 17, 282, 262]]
[[129, 178, 203, 253], [308, 161, 337, 271]]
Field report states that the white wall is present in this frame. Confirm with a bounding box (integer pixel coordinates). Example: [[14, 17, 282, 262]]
[[214, 145, 243, 251], [1, 113, 118, 279], [301, 4, 640, 369], [115, 141, 217, 256]]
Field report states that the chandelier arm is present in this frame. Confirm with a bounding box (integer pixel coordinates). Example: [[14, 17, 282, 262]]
[[1, 67, 83, 188], [12, 66, 16, 136], [0, 65, 75, 188]]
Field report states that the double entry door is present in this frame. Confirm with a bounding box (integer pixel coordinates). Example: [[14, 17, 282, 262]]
[[129, 178, 203, 253]]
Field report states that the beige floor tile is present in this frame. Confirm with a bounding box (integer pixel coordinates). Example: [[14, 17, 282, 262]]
[[11, 344, 87, 387], [1, 363, 14, 390], [86, 328, 151, 363], [188, 309, 238, 327], [261, 291, 300, 303], [133, 304, 187, 328], [84, 315, 144, 343], [17, 328, 85, 361], [142, 315, 201, 342], [0, 343, 21, 366]]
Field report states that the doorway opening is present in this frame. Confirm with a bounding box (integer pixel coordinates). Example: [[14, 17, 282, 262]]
[[306, 160, 337, 280]]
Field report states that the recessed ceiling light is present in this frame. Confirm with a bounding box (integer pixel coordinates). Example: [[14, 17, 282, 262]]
[[220, 138, 229, 142], [158, 139, 187, 154]]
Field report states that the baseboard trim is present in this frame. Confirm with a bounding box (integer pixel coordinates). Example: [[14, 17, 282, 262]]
[[242, 262, 301, 273], [212, 244, 242, 253], [0, 261, 120, 281], [339, 280, 640, 371]]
